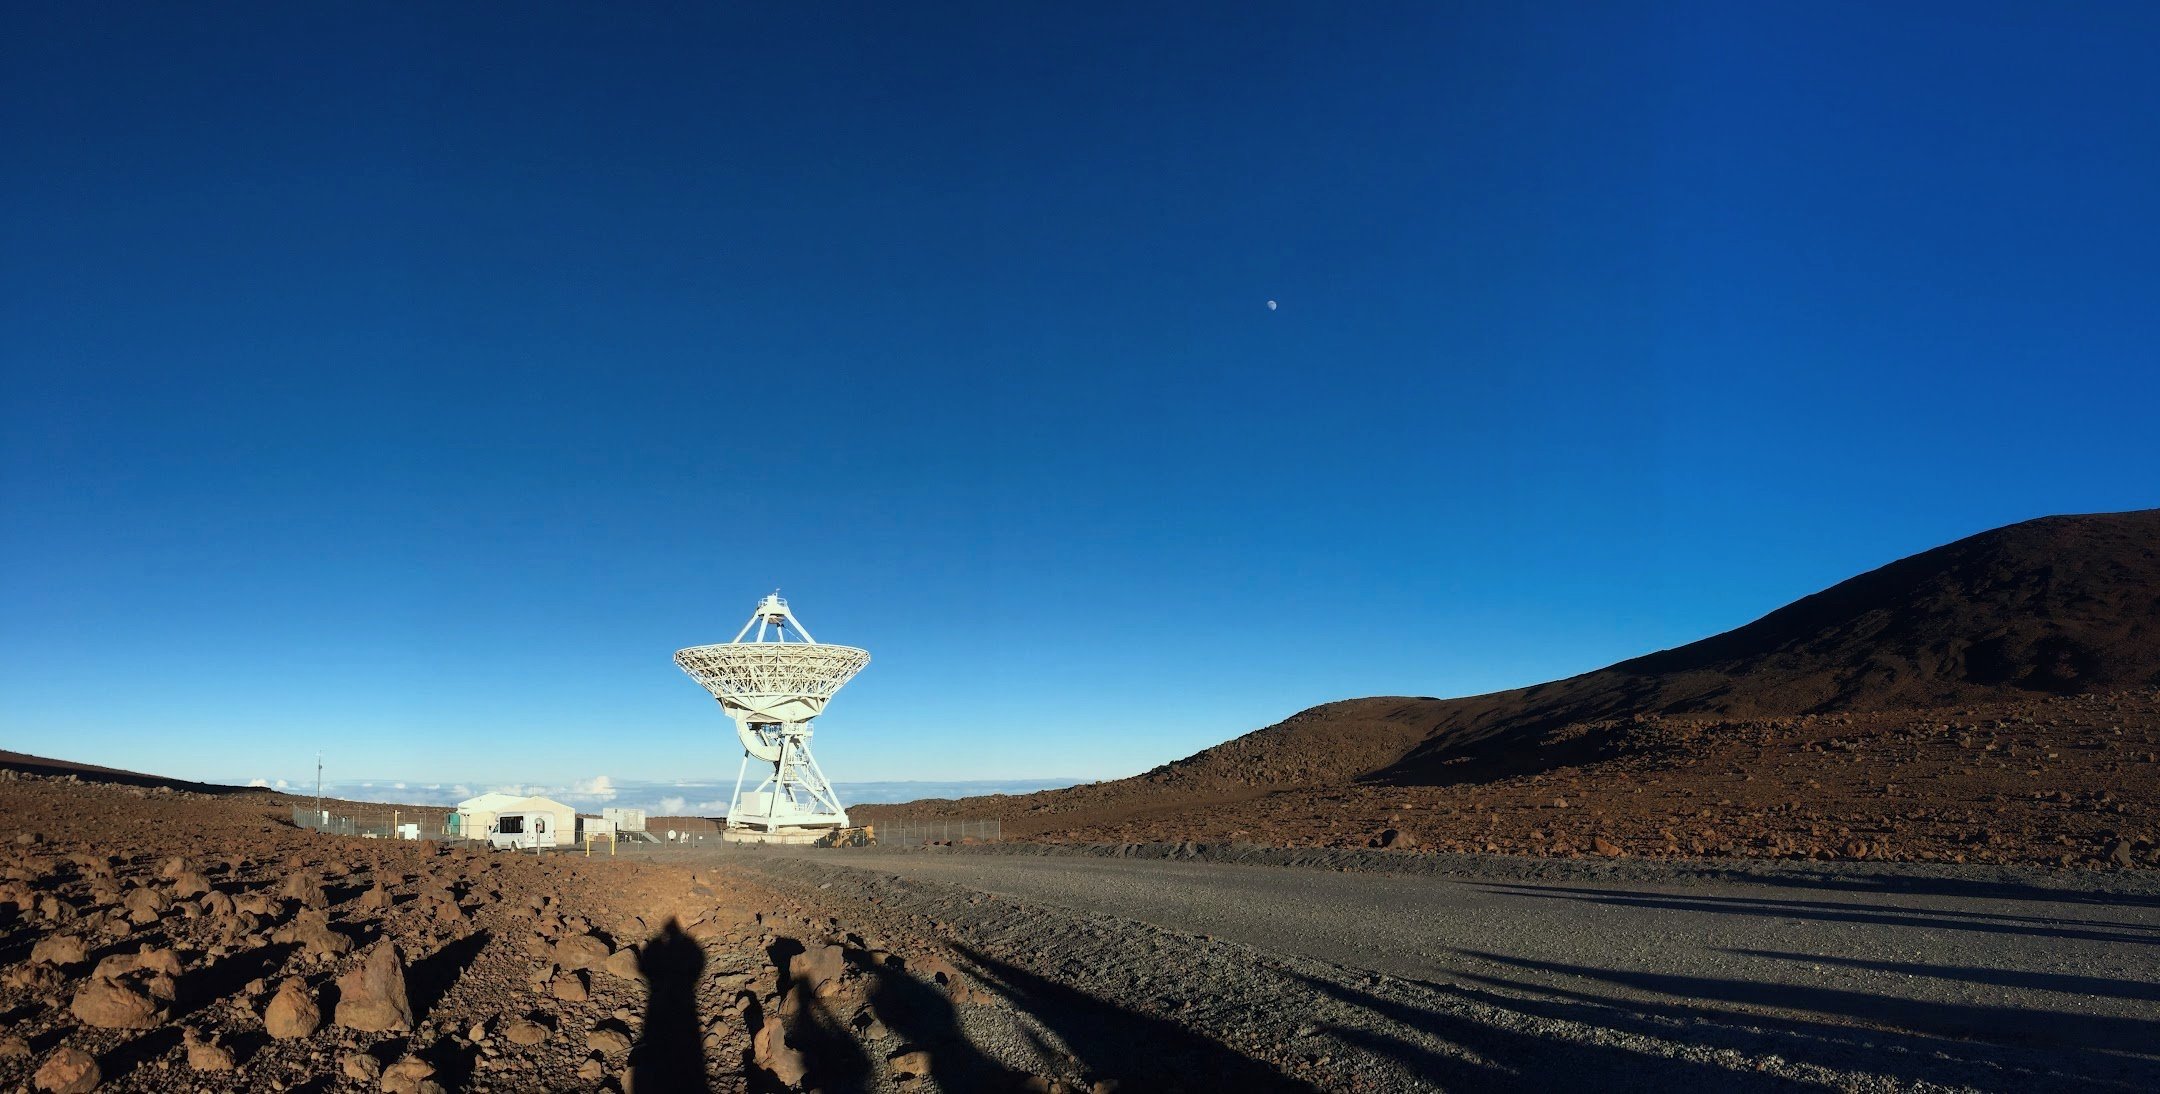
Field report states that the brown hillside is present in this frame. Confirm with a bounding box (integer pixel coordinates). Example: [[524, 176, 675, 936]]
[[860, 508, 2160, 826]]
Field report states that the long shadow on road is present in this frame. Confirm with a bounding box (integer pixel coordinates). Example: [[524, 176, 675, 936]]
[[1290, 972, 1812, 1092], [1456, 949, 2160, 1056], [1476, 883, 2160, 945], [949, 943, 1319, 1092], [1429, 953, 2160, 1091]]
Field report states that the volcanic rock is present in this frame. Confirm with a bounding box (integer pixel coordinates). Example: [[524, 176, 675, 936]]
[[335, 943, 413, 1032], [341, 1052, 384, 1082], [602, 945, 642, 981], [31, 933, 90, 967], [589, 1027, 632, 1056], [182, 1029, 234, 1071], [264, 977, 322, 1039], [505, 1018, 549, 1046], [380, 1054, 438, 1094], [551, 969, 590, 1002], [70, 977, 162, 1029], [554, 933, 611, 971], [889, 1047, 933, 1080], [32, 1046, 100, 1093], [753, 1021, 808, 1086]]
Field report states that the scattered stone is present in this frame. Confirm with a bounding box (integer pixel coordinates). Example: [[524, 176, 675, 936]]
[[33, 1046, 101, 1093], [551, 969, 590, 1002], [341, 1052, 385, 1083], [602, 945, 642, 981], [70, 977, 162, 1029], [791, 941, 847, 990], [31, 933, 90, 967], [380, 1054, 437, 1094], [888, 1047, 933, 1080], [182, 1029, 234, 1072], [754, 1021, 808, 1086], [554, 933, 611, 971], [335, 943, 414, 1032], [264, 977, 322, 1039]]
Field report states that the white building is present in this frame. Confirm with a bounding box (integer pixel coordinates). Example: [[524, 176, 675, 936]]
[[601, 807, 647, 832], [454, 792, 575, 847]]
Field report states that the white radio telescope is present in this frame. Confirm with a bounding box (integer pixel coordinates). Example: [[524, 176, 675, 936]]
[[674, 593, 870, 841]]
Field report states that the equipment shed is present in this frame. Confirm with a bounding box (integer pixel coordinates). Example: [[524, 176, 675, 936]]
[[455, 793, 576, 846]]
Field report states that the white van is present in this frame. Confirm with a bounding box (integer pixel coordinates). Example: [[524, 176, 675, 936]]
[[487, 811, 559, 851]]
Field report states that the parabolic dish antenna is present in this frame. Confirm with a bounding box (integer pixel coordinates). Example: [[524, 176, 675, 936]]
[[675, 593, 869, 840]]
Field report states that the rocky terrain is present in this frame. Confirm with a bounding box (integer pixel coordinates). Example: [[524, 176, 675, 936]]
[[0, 769, 1106, 1093], [859, 511, 2160, 866]]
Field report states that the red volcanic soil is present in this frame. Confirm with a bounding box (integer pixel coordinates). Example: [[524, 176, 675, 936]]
[[858, 510, 2160, 867], [0, 767, 1067, 1092]]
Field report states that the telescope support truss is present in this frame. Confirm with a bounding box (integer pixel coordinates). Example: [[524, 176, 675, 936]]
[[674, 594, 869, 840], [725, 719, 849, 832]]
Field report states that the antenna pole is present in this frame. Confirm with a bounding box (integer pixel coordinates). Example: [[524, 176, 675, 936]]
[[314, 750, 323, 821]]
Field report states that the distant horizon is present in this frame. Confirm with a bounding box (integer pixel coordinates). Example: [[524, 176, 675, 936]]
[[227, 774, 1086, 818]]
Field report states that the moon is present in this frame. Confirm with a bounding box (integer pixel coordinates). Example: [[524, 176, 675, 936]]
[[1266, 299, 1278, 311]]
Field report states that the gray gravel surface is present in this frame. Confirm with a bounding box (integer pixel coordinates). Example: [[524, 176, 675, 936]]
[[701, 846, 2160, 1092]]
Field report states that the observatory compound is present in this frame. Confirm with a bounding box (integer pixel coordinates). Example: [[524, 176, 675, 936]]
[[674, 594, 870, 842]]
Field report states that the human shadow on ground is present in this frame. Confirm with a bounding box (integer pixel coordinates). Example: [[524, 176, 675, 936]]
[[1474, 883, 2160, 945], [407, 928, 491, 1023], [1726, 948, 2160, 1004], [947, 943, 1320, 1092], [1288, 971, 1805, 1093], [1455, 949, 2160, 1056], [1688, 868, 2160, 910], [852, 952, 1011, 1091], [631, 919, 710, 1092], [1428, 954, 2160, 1089], [755, 949, 873, 1094]]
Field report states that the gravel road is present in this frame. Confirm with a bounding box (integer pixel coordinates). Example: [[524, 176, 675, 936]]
[[706, 846, 2160, 1092]]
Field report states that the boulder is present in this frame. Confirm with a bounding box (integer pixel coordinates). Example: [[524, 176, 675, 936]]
[[334, 943, 413, 1032], [753, 1021, 807, 1086], [380, 1054, 437, 1094], [69, 978, 162, 1029], [264, 977, 322, 1039], [588, 1027, 632, 1056], [182, 1029, 234, 1072], [340, 1052, 384, 1082], [32, 1046, 100, 1093], [553, 933, 611, 971], [505, 1018, 549, 1046], [602, 946, 642, 981], [121, 886, 171, 924], [550, 969, 590, 1002], [30, 933, 90, 967]]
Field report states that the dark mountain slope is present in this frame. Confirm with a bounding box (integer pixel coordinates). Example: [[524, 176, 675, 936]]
[[867, 509, 2160, 815]]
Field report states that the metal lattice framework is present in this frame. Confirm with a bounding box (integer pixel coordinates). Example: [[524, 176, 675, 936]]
[[673, 594, 869, 837]]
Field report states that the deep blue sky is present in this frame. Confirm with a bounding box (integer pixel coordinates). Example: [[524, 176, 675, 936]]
[[4, 4, 2156, 800]]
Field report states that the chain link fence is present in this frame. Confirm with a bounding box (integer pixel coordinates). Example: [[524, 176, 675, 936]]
[[868, 818, 1002, 847], [292, 805, 458, 841]]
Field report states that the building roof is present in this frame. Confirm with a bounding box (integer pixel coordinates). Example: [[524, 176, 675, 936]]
[[458, 792, 575, 815], [456, 791, 527, 811]]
